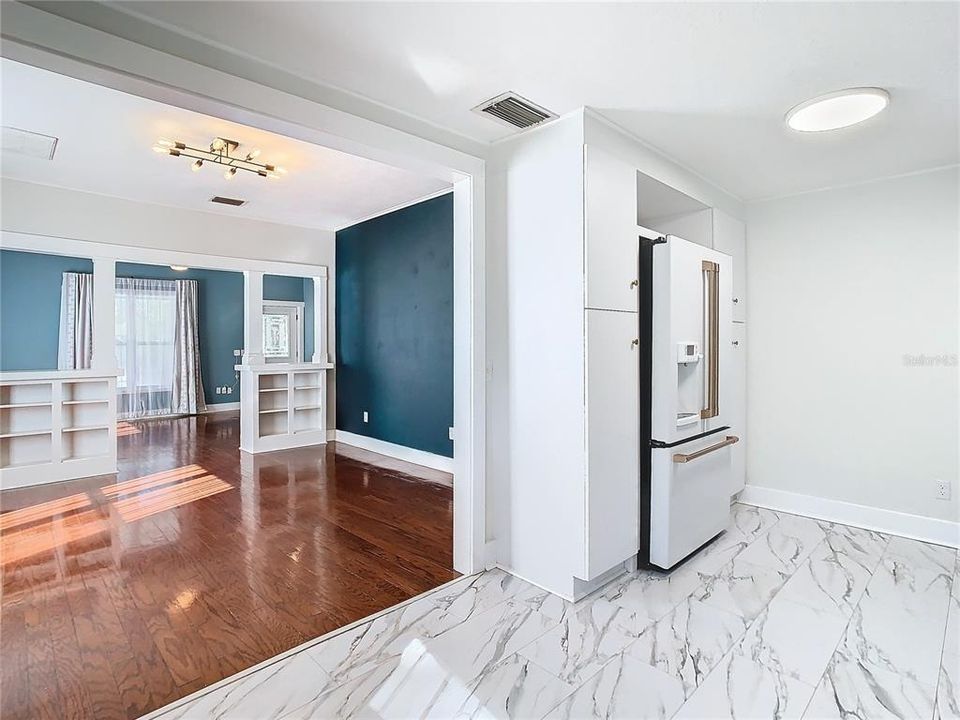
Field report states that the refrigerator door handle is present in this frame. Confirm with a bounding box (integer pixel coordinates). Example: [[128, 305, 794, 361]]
[[672, 435, 739, 464], [700, 260, 720, 419]]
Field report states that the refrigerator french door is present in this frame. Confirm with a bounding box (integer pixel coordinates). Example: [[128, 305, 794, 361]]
[[638, 233, 737, 570]]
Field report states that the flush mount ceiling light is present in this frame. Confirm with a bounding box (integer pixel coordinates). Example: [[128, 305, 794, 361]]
[[786, 88, 889, 132], [152, 136, 286, 179]]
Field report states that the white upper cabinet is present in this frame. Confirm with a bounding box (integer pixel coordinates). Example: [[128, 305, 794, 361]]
[[711, 210, 747, 322], [584, 145, 639, 312]]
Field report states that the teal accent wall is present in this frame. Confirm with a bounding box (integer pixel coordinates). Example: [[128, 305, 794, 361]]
[[0, 250, 93, 371], [0, 251, 318, 407], [336, 193, 453, 457], [116, 263, 243, 405]]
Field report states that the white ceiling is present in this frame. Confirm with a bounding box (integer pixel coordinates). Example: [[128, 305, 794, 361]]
[[0, 58, 450, 230], [101, 1, 959, 201]]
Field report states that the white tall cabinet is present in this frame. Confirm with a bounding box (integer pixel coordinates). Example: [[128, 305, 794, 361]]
[[490, 111, 747, 600]]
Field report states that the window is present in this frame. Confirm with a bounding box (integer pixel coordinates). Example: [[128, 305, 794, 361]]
[[115, 279, 177, 392], [263, 303, 303, 363]]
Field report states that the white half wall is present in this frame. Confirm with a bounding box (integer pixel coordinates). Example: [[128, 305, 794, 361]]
[[745, 167, 959, 538]]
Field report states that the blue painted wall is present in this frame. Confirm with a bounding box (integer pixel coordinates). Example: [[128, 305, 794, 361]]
[[336, 193, 453, 457], [115, 263, 244, 405], [0, 251, 318, 408], [0, 250, 93, 371]]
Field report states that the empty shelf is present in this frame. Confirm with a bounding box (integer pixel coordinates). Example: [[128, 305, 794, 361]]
[[0, 429, 53, 439], [0, 402, 53, 409], [62, 425, 110, 433], [294, 405, 323, 411], [62, 399, 109, 406], [258, 387, 288, 393], [259, 408, 288, 415]]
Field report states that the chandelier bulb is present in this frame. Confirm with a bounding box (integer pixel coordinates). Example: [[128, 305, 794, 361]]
[[191, 159, 203, 172], [224, 167, 238, 180]]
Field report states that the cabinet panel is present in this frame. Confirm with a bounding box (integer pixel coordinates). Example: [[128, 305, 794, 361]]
[[712, 210, 746, 322], [584, 145, 639, 312], [585, 309, 640, 578], [729, 322, 746, 495]]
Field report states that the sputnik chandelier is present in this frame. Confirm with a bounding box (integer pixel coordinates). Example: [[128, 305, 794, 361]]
[[152, 136, 286, 180]]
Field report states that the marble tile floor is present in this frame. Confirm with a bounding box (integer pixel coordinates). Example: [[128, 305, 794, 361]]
[[148, 504, 959, 720]]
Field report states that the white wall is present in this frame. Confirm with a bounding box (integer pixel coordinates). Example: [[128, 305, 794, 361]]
[[746, 167, 959, 528], [1, 178, 338, 427]]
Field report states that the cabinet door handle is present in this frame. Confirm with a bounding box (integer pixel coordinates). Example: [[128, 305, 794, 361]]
[[631, 338, 639, 348], [732, 340, 739, 346], [733, 297, 739, 304], [630, 280, 639, 289]]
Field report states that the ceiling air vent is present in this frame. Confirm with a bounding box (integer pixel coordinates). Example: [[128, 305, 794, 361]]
[[473, 92, 556, 131], [2, 127, 58, 160], [210, 196, 246, 207]]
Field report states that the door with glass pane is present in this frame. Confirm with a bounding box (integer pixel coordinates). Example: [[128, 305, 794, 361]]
[[262, 303, 303, 363]]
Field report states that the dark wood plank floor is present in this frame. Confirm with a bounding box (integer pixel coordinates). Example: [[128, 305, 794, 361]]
[[0, 412, 455, 720]]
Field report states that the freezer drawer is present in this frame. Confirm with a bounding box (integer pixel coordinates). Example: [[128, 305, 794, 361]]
[[648, 431, 736, 569]]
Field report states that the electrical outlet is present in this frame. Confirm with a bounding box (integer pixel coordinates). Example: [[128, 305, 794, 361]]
[[233, 349, 242, 357], [227, 386, 233, 394], [448, 426, 454, 440], [363, 411, 369, 423], [935, 479, 951, 500]]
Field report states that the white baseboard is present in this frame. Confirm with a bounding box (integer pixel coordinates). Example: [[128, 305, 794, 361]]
[[202, 402, 240, 413], [740, 485, 960, 549], [333, 430, 454, 473]]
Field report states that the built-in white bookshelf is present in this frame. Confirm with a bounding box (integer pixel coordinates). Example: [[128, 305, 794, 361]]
[[238, 363, 332, 453], [0, 371, 118, 489]]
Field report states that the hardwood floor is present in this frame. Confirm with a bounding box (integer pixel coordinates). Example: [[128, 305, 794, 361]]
[[0, 412, 456, 720]]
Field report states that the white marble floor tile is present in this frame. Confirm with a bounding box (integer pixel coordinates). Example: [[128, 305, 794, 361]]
[[543, 652, 686, 720], [515, 596, 646, 685], [731, 503, 781, 540], [627, 597, 749, 696], [683, 528, 755, 577], [407, 597, 560, 685], [283, 649, 579, 720], [865, 541, 954, 618], [694, 556, 790, 621], [737, 596, 848, 687], [776, 530, 885, 620], [674, 646, 816, 720], [164, 652, 330, 720], [839, 599, 946, 687], [937, 651, 960, 720], [306, 571, 532, 685], [600, 562, 707, 625], [804, 653, 937, 720], [817, 521, 889, 568], [736, 512, 827, 574]]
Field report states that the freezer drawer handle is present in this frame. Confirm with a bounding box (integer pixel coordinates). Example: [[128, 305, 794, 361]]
[[672, 435, 739, 464]]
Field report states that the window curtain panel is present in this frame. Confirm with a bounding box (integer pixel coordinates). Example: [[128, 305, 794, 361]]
[[116, 277, 178, 419], [171, 279, 206, 415], [57, 272, 94, 370]]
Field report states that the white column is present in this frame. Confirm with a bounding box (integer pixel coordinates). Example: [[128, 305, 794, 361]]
[[311, 275, 328, 364], [243, 270, 264, 365], [91, 257, 116, 372]]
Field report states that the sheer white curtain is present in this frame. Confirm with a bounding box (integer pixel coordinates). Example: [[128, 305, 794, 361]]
[[59, 273, 206, 419], [57, 272, 93, 369], [116, 278, 178, 418]]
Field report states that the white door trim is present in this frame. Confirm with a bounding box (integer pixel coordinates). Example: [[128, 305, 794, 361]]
[[1, 12, 487, 574]]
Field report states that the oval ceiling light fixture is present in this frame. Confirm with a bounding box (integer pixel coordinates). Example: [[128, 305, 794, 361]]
[[786, 88, 889, 132]]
